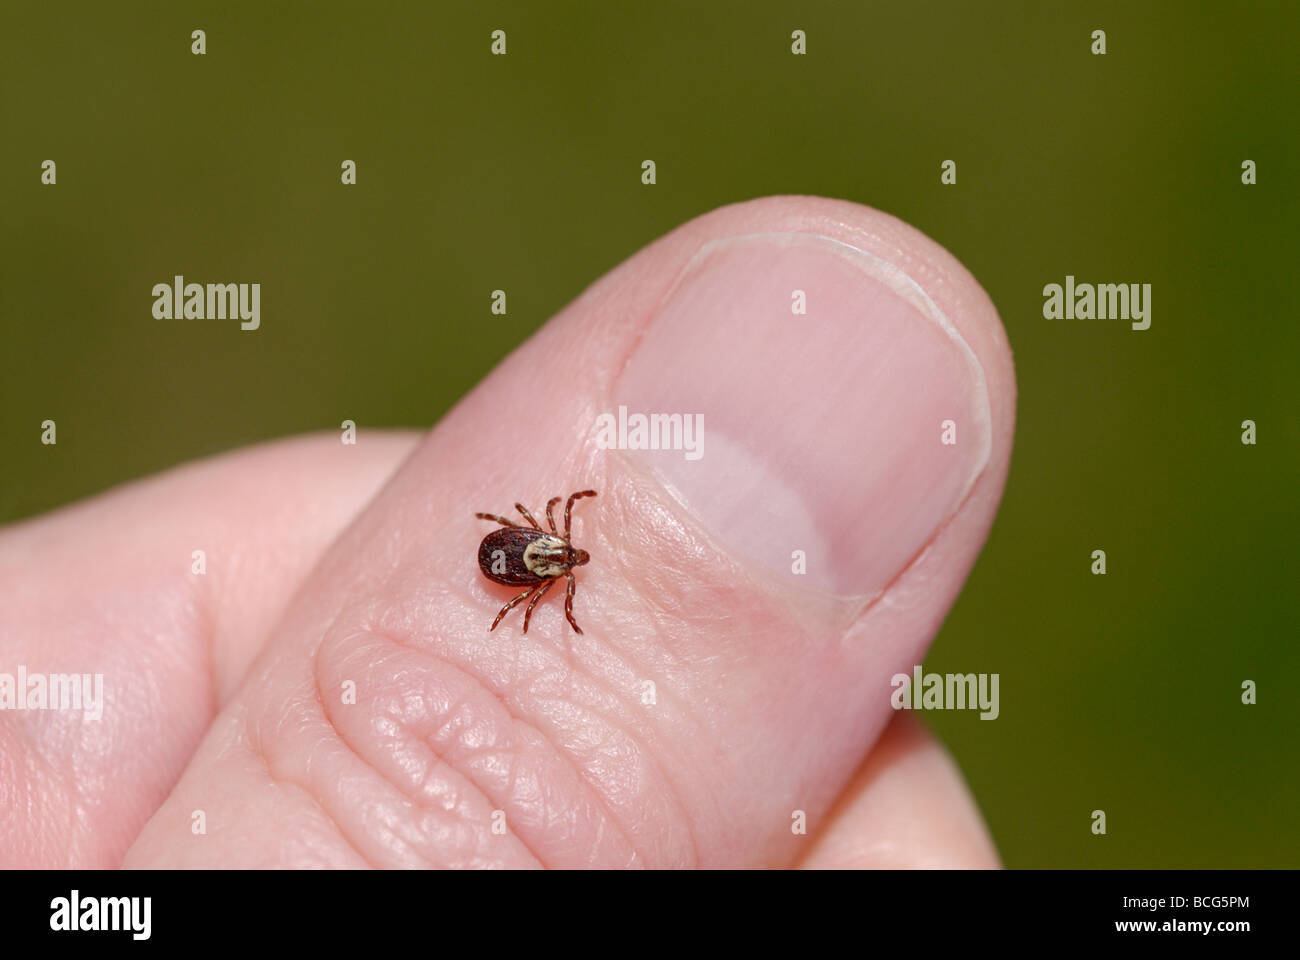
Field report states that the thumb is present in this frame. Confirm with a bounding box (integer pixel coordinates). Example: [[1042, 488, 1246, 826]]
[[124, 195, 1015, 868]]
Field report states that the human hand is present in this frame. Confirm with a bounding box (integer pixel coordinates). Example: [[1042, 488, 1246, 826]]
[[0, 196, 1014, 868]]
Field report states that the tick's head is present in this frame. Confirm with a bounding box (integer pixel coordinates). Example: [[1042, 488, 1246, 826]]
[[571, 547, 590, 567]]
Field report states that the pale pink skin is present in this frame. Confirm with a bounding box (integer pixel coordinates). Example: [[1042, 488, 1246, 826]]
[[0, 197, 1014, 868]]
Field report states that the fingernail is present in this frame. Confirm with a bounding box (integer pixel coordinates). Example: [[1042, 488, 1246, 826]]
[[611, 232, 992, 601]]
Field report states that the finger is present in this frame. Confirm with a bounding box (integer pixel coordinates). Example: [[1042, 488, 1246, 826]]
[[124, 195, 1015, 868], [0, 431, 418, 866], [797, 714, 1000, 869]]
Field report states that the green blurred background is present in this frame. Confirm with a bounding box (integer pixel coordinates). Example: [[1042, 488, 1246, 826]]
[[2, 2, 1296, 867]]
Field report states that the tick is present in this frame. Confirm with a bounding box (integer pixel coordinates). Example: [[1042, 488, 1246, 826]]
[[475, 490, 597, 634]]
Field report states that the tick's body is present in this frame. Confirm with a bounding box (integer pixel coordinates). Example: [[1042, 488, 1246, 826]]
[[475, 490, 596, 634], [477, 529, 580, 585]]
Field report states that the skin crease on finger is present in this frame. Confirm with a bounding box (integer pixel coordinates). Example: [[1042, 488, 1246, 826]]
[[9, 196, 1015, 869]]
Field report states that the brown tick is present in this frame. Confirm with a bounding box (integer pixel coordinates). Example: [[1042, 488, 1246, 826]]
[[475, 490, 597, 634]]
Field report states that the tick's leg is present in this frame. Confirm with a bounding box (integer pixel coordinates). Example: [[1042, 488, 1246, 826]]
[[563, 490, 598, 539], [490, 585, 539, 632], [545, 497, 562, 534], [521, 578, 555, 633], [564, 573, 583, 634], [515, 503, 543, 531], [475, 512, 517, 527]]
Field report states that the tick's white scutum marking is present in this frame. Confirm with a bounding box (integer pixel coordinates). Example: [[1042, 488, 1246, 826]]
[[523, 536, 568, 578]]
